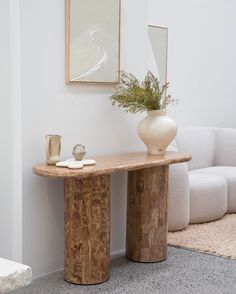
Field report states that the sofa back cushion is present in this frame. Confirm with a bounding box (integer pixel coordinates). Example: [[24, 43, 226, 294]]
[[176, 127, 215, 170], [214, 128, 236, 166]]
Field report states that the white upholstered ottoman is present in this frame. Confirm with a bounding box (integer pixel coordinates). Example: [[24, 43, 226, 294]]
[[193, 166, 236, 213], [189, 172, 227, 224]]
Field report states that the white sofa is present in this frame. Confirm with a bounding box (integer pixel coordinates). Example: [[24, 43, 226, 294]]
[[168, 127, 236, 231]]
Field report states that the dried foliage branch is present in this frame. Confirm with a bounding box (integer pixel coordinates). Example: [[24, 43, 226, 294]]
[[111, 71, 178, 113]]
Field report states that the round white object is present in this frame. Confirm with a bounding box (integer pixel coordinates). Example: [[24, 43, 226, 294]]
[[137, 110, 177, 155], [66, 158, 76, 162], [56, 161, 70, 167], [82, 159, 96, 166], [67, 162, 84, 169]]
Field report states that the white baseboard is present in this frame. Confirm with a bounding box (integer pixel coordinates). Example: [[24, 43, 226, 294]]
[[34, 250, 126, 280], [110, 249, 126, 260]]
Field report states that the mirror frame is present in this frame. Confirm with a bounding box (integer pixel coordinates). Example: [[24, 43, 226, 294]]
[[148, 25, 168, 86]]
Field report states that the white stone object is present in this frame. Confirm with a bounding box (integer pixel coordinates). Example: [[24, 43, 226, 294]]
[[56, 159, 96, 168], [138, 110, 177, 155], [56, 161, 70, 167], [67, 162, 84, 169], [67, 158, 96, 165], [81, 159, 96, 166], [0, 258, 32, 293]]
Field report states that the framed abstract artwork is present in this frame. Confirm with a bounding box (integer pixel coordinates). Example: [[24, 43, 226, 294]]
[[66, 0, 121, 84], [148, 25, 168, 88]]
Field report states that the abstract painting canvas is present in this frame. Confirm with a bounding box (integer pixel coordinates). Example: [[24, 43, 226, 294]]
[[66, 0, 120, 84]]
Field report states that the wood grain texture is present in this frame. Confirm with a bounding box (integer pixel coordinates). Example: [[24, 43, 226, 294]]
[[126, 166, 169, 262], [33, 151, 191, 179], [32, 151, 191, 284], [64, 175, 110, 285]]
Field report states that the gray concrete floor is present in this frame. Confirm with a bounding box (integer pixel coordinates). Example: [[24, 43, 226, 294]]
[[11, 247, 236, 294]]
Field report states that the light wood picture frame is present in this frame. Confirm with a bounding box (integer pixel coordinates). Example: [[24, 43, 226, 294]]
[[66, 0, 121, 84]]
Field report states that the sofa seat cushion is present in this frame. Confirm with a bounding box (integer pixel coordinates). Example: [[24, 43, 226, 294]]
[[189, 172, 227, 223], [193, 166, 236, 213]]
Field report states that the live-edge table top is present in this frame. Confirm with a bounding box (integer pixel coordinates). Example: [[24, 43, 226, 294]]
[[33, 151, 191, 179]]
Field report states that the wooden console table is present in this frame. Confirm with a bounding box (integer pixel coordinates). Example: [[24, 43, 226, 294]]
[[33, 152, 191, 285]]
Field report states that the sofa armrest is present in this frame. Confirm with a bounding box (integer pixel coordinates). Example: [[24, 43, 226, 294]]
[[214, 128, 236, 166], [168, 162, 190, 231]]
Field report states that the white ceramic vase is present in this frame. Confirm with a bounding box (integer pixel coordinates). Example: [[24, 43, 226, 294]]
[[137, 110, 177, 155], [45, 135, 61, 165]]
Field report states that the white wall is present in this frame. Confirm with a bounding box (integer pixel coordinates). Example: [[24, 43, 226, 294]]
[[10, 0, 23, 263], [1, 0, 236, 279], [148, 0, 236, 127], [20, 0, 153, 277], [0, 0, 13, 259]]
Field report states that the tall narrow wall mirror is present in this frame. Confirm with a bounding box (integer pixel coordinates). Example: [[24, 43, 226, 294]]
[[148, 25, 168, 87], [66, 0, 120, 84]]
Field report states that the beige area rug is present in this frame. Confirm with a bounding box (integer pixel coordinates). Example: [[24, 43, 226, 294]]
[[168, 214, 236, 260]]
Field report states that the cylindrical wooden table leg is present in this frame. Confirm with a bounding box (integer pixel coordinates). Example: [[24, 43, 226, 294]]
[[64, 175, 110, 285], [126, 166, 169, 262]]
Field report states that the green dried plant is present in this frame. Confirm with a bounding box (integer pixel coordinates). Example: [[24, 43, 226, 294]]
[[111, 71, 178, 113]]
